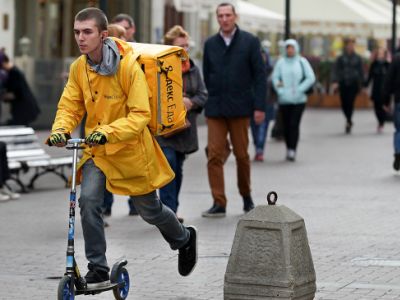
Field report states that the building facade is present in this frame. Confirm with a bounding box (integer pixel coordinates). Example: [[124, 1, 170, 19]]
[[5, 0, 153, 128], [1, 0, 224, 128]]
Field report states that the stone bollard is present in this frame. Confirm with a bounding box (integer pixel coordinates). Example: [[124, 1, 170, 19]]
[[224, 192, 316, 300]]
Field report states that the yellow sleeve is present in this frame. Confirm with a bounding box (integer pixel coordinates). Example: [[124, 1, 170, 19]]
[[51, 60, 86, 134]]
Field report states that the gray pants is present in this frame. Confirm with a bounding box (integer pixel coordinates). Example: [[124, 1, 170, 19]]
[[79, 159, 189, 272]]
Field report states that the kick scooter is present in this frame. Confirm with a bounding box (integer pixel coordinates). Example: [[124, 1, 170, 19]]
[[57, 138, 130, 300]]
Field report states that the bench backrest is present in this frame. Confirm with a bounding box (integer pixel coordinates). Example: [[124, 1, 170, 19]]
[[0, 126, 50, 162]]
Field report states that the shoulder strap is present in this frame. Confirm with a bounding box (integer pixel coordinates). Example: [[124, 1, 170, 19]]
[[299, 58, 306, 79], [117, 52, 141, 98], [299, 57, 306, 82]]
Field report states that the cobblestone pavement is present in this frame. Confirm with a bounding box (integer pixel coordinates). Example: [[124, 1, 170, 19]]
[[0, 108, 399, 299]]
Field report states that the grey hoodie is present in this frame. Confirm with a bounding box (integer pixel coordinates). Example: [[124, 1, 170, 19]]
[[87, 38, 120, 76]]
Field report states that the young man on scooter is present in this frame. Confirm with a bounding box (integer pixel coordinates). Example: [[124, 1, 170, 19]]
[[46, 7, 197, 286]]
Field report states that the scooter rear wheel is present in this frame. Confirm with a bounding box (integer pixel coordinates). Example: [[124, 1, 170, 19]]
[[57, 275, 75, 300], [112, 267, 130, 300]]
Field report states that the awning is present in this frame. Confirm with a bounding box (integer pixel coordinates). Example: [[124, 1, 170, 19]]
[[246, 0, 400, 38], [173, 0, 284, 33], [173, 0, 224, 13], [237, 1, 284, 33]]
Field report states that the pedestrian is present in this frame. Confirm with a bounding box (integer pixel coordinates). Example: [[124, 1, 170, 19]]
[[270, 40, 287, 141], [202, 2, 266, 217], [271, 39, 315, 161], [364, 46, 390, 133], [0, 141, 20, 201], [103, 13, 138, 217], [107, 23, 126, 41], [46, 7, 197, 285], [0, 67, 7, 122], [156, 25, 207, 223], [251, 39, 275, 162], [111, 13, 136, 42], [382, 49, 400, 171], [331, 37, 364, 134], [0, 50, 40, 126]]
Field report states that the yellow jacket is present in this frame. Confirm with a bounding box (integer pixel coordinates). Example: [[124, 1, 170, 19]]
[[51, 38, 174, 195]]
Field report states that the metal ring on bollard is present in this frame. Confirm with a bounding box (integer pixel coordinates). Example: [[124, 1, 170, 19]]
[[267, 191, 278, 205]]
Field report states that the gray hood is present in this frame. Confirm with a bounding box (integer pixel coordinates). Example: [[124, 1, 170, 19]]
[[87, 38, 120, 76]]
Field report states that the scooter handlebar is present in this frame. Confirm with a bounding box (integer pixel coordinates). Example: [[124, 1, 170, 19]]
[[67, 138, 86, 145]]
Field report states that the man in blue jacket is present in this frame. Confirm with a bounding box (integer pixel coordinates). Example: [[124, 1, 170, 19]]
[[202, 2, 266, 217]]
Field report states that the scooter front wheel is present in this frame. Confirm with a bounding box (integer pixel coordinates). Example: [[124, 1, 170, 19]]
[[111, 267, 130, 300], [57, 275, 75, 300]]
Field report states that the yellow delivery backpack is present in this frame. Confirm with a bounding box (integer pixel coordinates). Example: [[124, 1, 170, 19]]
[[129, 42, 189, 136]]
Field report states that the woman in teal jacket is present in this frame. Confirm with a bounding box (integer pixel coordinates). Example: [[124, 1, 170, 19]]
[[272, 39, 315, 161]]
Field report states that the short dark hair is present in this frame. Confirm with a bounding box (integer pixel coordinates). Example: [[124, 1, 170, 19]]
[[343, 37, 356, 45], [112, 14, 135, 27], [216, 2, 236, 15], [75, 7, 108, 32]]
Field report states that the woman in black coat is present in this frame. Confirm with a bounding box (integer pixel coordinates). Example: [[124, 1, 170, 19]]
[[365, 47, 390, 133], [0, 52, 40, 126]]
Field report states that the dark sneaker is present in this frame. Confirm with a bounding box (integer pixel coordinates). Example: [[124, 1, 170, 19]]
[[201, 204, 226, 217], [84, 269, 109, 287], [103, 207, 111, 217], [243, 196, 255, 212], [178, 226, 197, 276], [393, 154, 400, 171], [345, 121, 353, 134], [286, 149, 296, 162]]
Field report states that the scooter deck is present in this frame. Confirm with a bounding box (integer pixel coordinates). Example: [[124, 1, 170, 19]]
[[76, 281, 122, 295]]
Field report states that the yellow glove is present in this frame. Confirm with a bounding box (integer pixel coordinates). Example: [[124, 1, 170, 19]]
[[85, 131, 107, 145], [47, 132, 71, 147]]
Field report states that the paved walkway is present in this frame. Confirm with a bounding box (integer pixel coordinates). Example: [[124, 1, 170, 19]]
[[0, 108, 399, 299]]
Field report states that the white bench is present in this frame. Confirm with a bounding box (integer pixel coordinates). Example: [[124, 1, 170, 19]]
[[0, 126, 72, 191]]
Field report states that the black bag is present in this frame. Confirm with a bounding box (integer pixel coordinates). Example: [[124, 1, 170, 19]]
[[300, 58, 314, 95]]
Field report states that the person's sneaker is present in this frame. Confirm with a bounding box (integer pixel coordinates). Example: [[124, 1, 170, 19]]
[[84, 269, 110, 287], [201, 204, 226, 217], [393, 153, 400, 171], [178, 226, 197, 276], [345, 121, 353, 134], [0, 193, 10, 202], [286, 149, 296, 162], [254, 153, 264, 162], [129, 210, 139, 216], [0, 186, 20, 200], [377, 125, 384, 134], [243, 196, 255, 212], [103, 207, 111, 217]]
